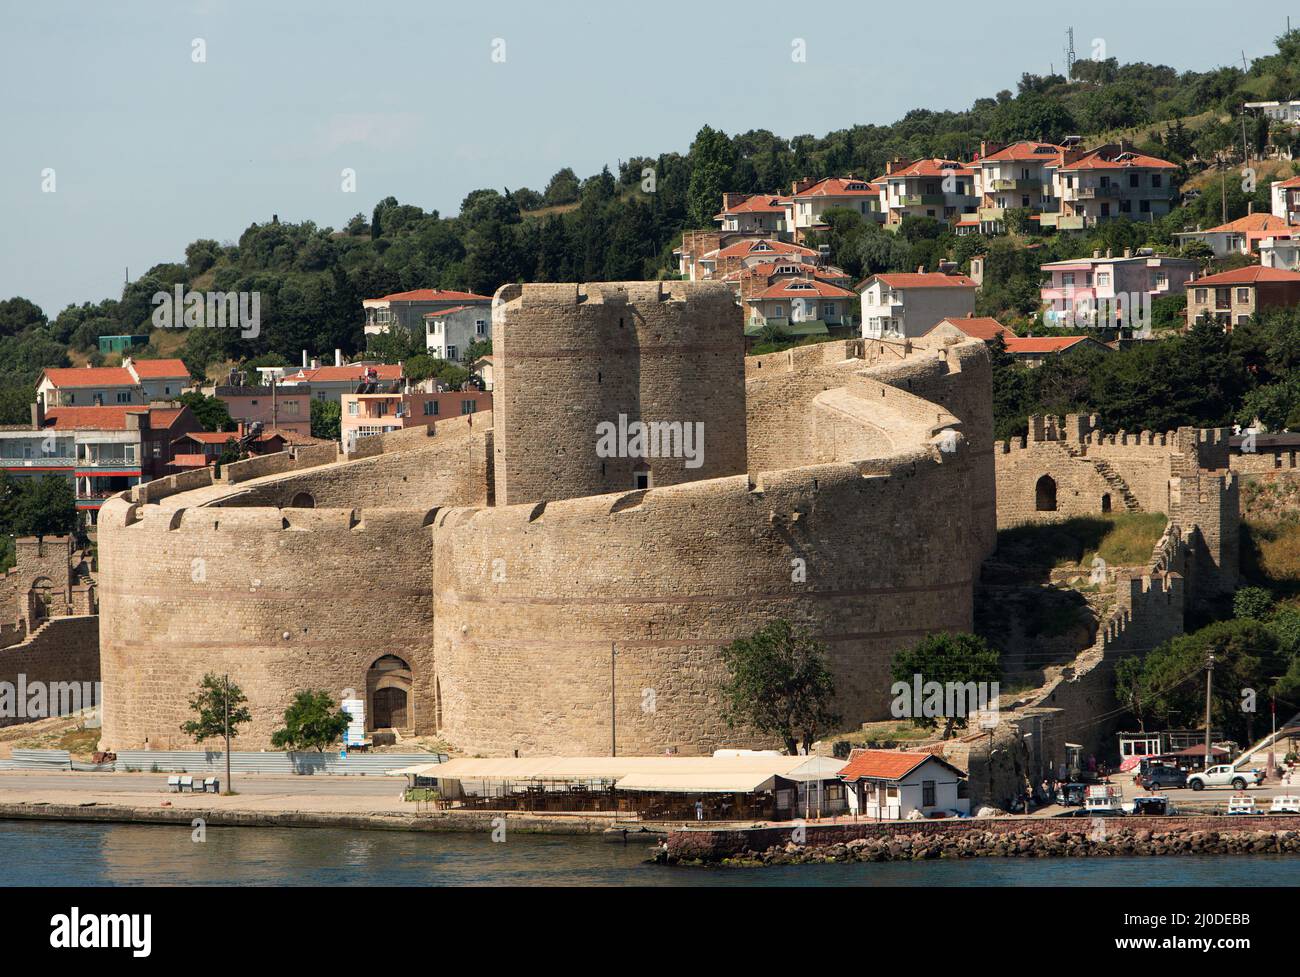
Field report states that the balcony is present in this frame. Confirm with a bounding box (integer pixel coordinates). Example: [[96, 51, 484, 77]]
[[990, 178, 1040, 192], [1040, 213, 1088, 231], [900, 194, 948, 207]]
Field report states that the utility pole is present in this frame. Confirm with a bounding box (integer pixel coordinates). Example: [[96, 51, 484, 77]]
[[1203, 653, 1215, 769], [610, 642, 616, 758], [223, 673, 232, 794], [1065, 27, 1076, 81]]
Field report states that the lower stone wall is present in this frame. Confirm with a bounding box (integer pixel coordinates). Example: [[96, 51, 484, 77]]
[[0, 615, 100, 728]]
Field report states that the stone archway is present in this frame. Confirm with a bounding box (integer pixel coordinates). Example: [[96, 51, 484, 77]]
[[28, 577, 53, 625], [1035, 475, 1057, 512], [288, 492, 315, 508], [366, 654, 413, 732]]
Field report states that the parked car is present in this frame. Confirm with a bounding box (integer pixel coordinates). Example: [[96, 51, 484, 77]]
[[1187, 765, 1264, 791], [1136, 765, 1187, 790]]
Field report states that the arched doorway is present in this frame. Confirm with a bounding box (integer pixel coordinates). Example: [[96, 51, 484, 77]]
[[28, 578, 53, 625], [288, 492, 315, 508], [1035, 475, 1057, 512], [366, 654, 413, 732], [1101, 493, 1112, 513]]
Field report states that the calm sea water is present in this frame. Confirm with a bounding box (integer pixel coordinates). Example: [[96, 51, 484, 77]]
[[3, 819, 1299, 886]]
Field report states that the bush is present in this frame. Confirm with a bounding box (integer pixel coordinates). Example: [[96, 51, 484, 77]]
[[1233, 586, 1274, 620]]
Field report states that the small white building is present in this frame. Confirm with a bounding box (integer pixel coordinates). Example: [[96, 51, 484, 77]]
[[424, 305, 490, 363], [858, 272, 977, 340], [1261, 235, 1300, 272], [838, 749, 969, 819]]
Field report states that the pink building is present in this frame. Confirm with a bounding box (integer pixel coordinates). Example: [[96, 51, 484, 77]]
[[209, 384, 313, 438], [340, 389, 491, 451], [1040, 251, 1198, 330]]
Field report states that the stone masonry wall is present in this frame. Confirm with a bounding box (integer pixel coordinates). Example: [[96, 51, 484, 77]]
[[0, 615, 100, 728]]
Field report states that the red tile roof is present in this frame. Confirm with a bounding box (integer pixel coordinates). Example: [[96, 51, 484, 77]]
[[1191, 265, 1300, 286], [715, 195, 789, 215], [288, 364, 404, 383], [793, 177, 880, 198], [753, 279, 856, 299], [371, 289, 492, 304], [933, 316, 1014, 341], [127, 357, 191, 379], [867, 273, 978, 290], [175, 431, 239, 445], [1199, 213, 1291, 234], [839, 750, 956, 782], [977, 141, 1064, 164], [1277, 175, 1300, 189], [885, 159, 976, 179], [422, 305, 482, 319], [1005, 336, 1095, 353], [41, 367, 136, 388], [145, 406, 189, 429], [713, 239, 818, 259], [41, 407, 140, 431], [1061, 150, 1176, 171]]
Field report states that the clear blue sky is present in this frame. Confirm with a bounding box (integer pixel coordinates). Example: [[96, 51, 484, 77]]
[[0, 0, 1287, 316]]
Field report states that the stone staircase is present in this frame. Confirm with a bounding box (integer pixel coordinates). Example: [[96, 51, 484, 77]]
[[1063, 443, 1141, 511]]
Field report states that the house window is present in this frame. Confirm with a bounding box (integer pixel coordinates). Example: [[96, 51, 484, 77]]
[[1097, 273, 1110, 286], [348, 402, 359, 416], [1062, 273, 1075, 286], [634, 471, 651, 490], [1195, 288, 1207, 303], [447, 345, 457, 362], [284, 401, 299, 415], [1237, 315, 1250, 328], [1139, 200, 1150, 213], [116, 392, 130, 403], [164, 386, 171, 395], [1129, 173, 1139, 187], [922, 780, 936, 807], [1154, 272, 1168, 288], [1152, 174, 1162, 188], [1237, 288, 1250, 303], [475, 320, 487, 336], [460, 399, 476, 415], [423, 401, 439, 417]]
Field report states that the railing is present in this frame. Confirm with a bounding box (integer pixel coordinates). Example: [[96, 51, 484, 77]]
[[0, 456, 75, 466]]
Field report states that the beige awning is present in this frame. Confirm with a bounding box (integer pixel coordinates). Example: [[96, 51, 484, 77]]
[[614, 771, 785, 793], [388, 753, 846, 784]]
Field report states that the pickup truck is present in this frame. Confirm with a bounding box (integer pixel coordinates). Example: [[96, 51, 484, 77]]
[[1186, 764, 1264, 791]]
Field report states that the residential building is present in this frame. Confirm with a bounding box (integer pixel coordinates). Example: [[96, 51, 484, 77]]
[[1045, 145, 1177, 229], [1039, 250, 1198, 329], [858, 271, 978, 339], [742, 278, 856, 336], [424, 305, 490, 363], [204, 384, 313, 438], [278, 363, 404, 405], [1272, 175, 1300, 223], [1186, 266, 1300, 330], [1261, 235, 1300, 271], [36, 357, 191, 409], [789, 176, 886, 239], [971, 140, 1064, 233], [471, 354, 494, 391], [881, 159, 978, 227], [1172, 212, 1295, 258], [0, 403, 202, 524], [922, 316, 1016, 344], [1005, 335, 1111, 367], [168, 425, 324, 471], [713, 192, 792, 236], [340, 389, 491, 451], [837, 749, 969, 819], [692, 238, 821, 282], [362, 288, 492, 337], [1245, 100, 1300, 124]]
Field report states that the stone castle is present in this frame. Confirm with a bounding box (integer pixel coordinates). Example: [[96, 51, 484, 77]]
[[96, 281, 998, 754]]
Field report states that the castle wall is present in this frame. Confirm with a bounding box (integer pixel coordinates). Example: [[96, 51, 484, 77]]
[[0, 615, 100, 729], [491, 282, 746, 505], [432, 446, 975, 757]]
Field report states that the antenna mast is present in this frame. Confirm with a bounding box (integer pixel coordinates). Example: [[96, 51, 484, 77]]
[[1065, 27, 1076, 80]]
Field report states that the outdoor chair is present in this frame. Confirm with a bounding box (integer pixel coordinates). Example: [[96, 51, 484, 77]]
[[203, 777, 219, 793], [167, 776, 181, 793], [179, 775, 194, 792]]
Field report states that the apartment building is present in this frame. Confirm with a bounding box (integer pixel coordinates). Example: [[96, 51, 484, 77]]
[[1271, 175, 1300, 224], [1173, 212, 1295, 258], [1186, 266, 1300, 330], [36, 357, 191, 409], [1039, 250, 1198, 328], [424, 304, 490, 362], [742, 278, 857, 331], [789, 176, 886, 239], [714, 192, 793, 236], [858, 271, 977, 339], [1046, 145, 1176, 229], [206, 384, 313, 438], [1261, 235, 1300, 271], [971, 141, 1064, 233], [881, 159, 978, 227], [362, 288, 492, 337], [340, 389, 491, 451], [277, 363, 404, 405]]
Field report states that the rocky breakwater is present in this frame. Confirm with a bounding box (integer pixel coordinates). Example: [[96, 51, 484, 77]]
[[664, 822, 1300, 866]]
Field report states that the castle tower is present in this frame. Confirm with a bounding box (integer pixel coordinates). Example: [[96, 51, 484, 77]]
[[491, 281, 746, 505]]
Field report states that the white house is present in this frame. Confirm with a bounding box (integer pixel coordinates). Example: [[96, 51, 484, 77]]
[[1261, 235, 1300, 271], [424, 305, 489, 363], [858, 272, 977, 340], [838, 750, 969, 819], [36, 358, 191, 409]]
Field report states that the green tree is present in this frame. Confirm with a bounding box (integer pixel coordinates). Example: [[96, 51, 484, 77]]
[[178, 392, 235, 432], [12, 475, 76, 537], [890, 632, 1002, 739], [718, 620, 838, 755], [1233, 586, 1274, 620], [180, 673, 252, 793], [310, 399, 340, 441], [686, 125, 736, 228], [270, 690, 352, 752]]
